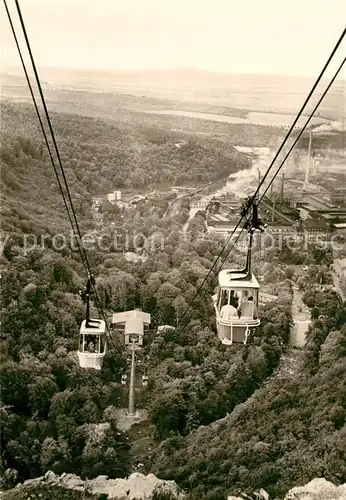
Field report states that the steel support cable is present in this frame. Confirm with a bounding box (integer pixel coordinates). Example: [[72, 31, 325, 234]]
[[3, 0, 81, 259], [186, 58, 346, 327], [176, 32, 345, 330], [175, 220, 244, 330], [176, 226, 245, 330], [259, 57, 346, 202], [252, 28, 346, 198], [10, 0, 345, 340], [4, 1, 114, 345], [177, 57, 345, 329], [8, 0, 115, 346], [13, 0, 91, 273]]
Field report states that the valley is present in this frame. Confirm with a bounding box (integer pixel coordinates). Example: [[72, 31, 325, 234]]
[[2, 68, 344, 120], [0, 66, 346, 500]]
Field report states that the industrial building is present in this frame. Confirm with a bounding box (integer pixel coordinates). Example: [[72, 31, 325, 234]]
[[290, 193, 346, 237]]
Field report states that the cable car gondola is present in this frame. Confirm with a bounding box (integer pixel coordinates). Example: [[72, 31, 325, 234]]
[[213, 196, 265, 345], [77, 276, 106, 369], [7, 0, 344, 363]]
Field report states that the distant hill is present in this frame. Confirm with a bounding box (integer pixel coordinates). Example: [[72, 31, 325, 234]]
[[0, 101, 251, 235], [2, 67, 345, 119]]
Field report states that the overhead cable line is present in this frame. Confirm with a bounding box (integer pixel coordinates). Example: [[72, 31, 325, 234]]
[[176, 30, 345, 330], [260, 56, 345, 202], [7, 0, 115, 348], [252, 27, 346, 198], [13, 0, 90, 272], [7, 0, 345, 340], [178, 55, 345, 329], [3, 0, 80, 257]]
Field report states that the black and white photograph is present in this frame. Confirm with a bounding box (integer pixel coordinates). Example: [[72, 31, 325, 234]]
[[0, 1, 345, 498]]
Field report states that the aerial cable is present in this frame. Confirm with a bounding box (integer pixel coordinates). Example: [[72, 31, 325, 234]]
[[260, 56, 345, 202], [178, 56, 345, 329], [13, 2, 96, 282], [4, 0, 106, 335], [12, 0, 109, 329], [176, 33, 345, 330], [4, 1, 113, 343], [7, 0, 115, 347], [253, 27, 346, 199], [13, 0, 91, 275], [8, 0, 344, 340], [3, 0, 81, 260], [177, 56, 345, 329]]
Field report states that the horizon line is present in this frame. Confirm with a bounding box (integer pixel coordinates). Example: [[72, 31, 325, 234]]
[[2, 63, 346, 82]]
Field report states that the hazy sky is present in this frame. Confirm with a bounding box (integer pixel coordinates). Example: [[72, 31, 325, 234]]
[[1, 0, 346, 76]]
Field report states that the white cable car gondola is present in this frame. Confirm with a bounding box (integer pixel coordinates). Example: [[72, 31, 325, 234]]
[[77, 276, 107, 369], [78, 319, 106, 369], [213, 268, 260, 345], [213, 196, 265, 345]]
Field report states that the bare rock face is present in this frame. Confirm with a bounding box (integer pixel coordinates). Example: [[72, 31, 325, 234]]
[[226, 479, 346, 500], [3, 475, 345, 499], [284, 478, 346, 499], [227, 489, 269, 499], [14, 470, 185, 499]]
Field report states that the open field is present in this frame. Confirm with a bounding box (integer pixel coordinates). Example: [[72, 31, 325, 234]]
[[2, 67, 345, 121]]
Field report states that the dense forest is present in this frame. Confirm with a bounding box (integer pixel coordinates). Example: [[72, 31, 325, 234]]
[[1, 105, 346, 499], [1, 102, 251, 194], [2, 217, 344, 499], [148, 287, 346, 499], [1, 100, 261, 239]]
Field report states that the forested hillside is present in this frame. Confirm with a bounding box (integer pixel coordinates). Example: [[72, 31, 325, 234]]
[[1, 101, 252, 236], [1, 101, 346, 499], [2, 194, 344, 499], [1, 103, 254, 239], [148, 284, 346, 499], [0, 210, 293, 494], [1, 101, 250, 193], [0, 124, 285, 494], [0, 126, 294, 494]]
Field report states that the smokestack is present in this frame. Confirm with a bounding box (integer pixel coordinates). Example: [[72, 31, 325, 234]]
[[270, 182, 274, 201], [304, 130, 312, 190], [280, 173, 285, 203], [308, 130, 312, 168], [272, 197, 276, 222], [258, 169, 261, 187]]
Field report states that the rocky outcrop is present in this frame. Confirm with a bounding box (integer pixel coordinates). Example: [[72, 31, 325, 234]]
[[227, 479, 346, 500], [284, 478, 346, 499], [2, 475, 345, 499], [8, 470, 185, 499]]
